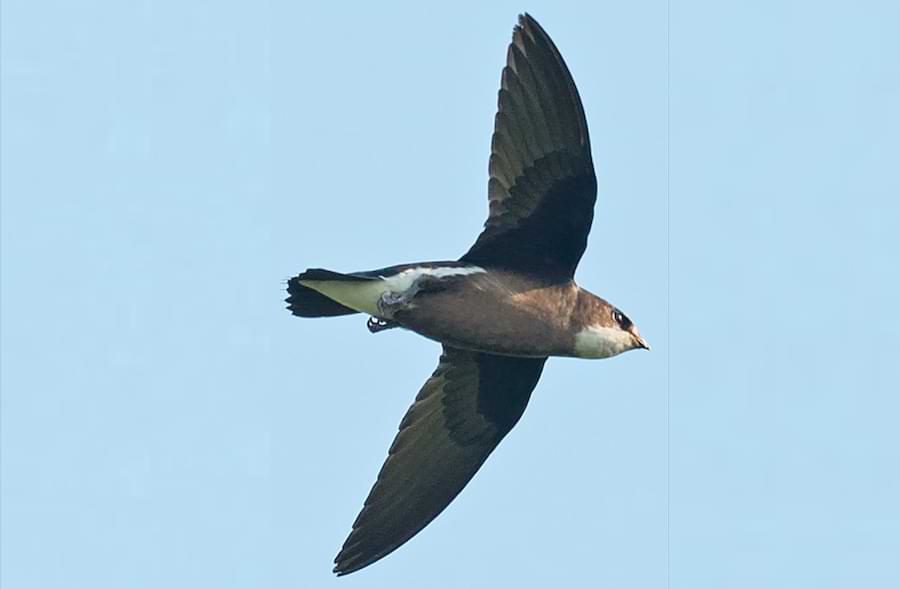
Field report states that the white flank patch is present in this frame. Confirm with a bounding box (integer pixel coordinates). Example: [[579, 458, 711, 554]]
[[300, 265, 485, 316], [573, 325, 634, 359]]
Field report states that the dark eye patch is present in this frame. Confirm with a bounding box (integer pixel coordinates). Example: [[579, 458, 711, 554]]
[[613, 308, 632, 330]]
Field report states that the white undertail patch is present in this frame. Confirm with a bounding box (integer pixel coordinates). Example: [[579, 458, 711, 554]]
[[300, 265, 486, 316]]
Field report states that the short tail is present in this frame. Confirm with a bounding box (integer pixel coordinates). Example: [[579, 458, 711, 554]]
[[285, 268, 374, 318]]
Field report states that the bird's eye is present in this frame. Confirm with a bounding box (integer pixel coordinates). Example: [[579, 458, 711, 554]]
[[613, 309, 631, 329]]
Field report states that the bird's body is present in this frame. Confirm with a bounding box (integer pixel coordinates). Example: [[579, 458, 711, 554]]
[[295, 262, 640, 359], [285, 14, 649, 575]]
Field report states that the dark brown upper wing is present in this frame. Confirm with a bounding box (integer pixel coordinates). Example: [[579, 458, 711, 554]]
[[461, 14, 597, 282], [333, 347, 547, 575]]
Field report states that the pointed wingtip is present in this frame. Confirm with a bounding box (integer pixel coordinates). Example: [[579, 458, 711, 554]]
[[332, 549, 370, 577], [518, 12, 538, 29], [514, 13, 551, 49], [332, 555, 349, 576], [333, 535, 373, 577]]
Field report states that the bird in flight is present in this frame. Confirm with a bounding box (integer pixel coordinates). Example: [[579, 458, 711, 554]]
[[286, 13, 649, 576]]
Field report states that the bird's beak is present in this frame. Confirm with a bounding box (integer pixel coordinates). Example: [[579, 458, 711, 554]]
[[633, 333, 650, 351]]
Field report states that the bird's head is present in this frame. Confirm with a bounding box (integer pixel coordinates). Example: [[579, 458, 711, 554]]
[[572, 297, 649, 359]]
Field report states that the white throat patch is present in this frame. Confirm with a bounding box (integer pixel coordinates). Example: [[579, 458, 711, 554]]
[[573, 325, 634, 359]]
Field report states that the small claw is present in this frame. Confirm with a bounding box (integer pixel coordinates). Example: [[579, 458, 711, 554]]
[[367, 316, 398, 333]]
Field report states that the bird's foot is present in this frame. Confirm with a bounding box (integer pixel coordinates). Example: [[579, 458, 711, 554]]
[[367, 316, 399, 333]]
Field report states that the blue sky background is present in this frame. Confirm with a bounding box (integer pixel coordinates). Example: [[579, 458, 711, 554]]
[[1, 1, 897, 587]]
